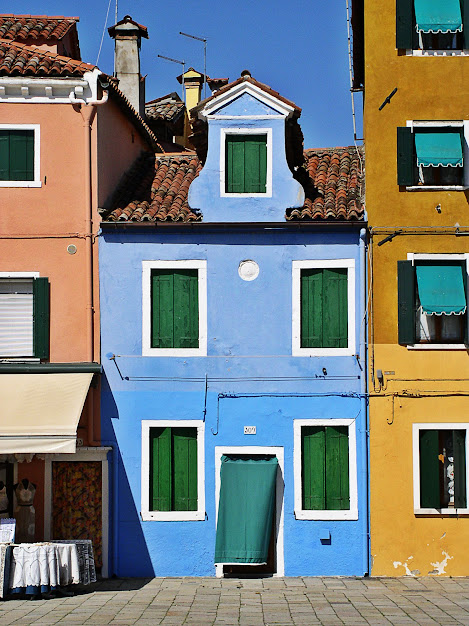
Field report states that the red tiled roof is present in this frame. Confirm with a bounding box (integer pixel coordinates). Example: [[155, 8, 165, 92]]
[[287, 148, 364, 221], [0, 39, 94, 76], [100, 153, 202, 222], [145, 93, 186, 123], [0, 14, 78, 42], [101, 147, 364, 224]]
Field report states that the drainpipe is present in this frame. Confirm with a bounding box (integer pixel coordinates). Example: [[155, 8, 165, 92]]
[[99, 441, 118, 577], [359, 228, 370, 576], [70, 89, 108, 445]]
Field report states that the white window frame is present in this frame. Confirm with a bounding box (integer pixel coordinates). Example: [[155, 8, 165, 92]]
[[142, 260, 207, 357], [292, 259, 356, 356], [141, 419, 205, 521], [294, 418, 358, 521], [0, 124, 41, 188], [406, 253, 469, 350], [214, 446, 284, 577], [220, 127, 273, 198], [412, 422, 469, 515], [405, 120, 469, 191], [0, 271, 40, 361]]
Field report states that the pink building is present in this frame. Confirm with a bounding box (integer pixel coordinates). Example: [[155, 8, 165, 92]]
[[0, 15, 156, 574]]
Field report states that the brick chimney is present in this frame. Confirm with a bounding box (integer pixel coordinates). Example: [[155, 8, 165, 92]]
[[108, 15, 148, 115]]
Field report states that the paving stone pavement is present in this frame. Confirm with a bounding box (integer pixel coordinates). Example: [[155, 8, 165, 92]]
[[1, 577, 469, 625]]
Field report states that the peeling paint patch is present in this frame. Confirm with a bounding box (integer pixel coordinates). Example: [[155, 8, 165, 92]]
[[429, 551, 453, 575], [393, 556, 415, 576]]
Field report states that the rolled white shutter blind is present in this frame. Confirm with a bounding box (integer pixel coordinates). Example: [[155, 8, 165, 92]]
[[0, 280, 33, 356]]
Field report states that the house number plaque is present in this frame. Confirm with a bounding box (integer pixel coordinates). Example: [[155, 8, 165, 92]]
[[244, 426, 256, 435]]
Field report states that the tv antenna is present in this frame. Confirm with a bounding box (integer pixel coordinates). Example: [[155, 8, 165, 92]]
[[180, 31, 207, 99], [157, 55, 186, 101]]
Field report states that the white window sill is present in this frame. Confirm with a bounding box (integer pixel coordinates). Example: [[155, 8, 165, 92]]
[[141, 510, 205, 521], [406, 49, 469, 56], [407, 343, 467, 350], [295, 509, 358, 521], [0, 180, 42, 188], [415, 508, 469, 515], [292, 347, 356, 357], [220, 191, 271, 198], [406, 185, 467, 192], [142, 347, 206, 357]]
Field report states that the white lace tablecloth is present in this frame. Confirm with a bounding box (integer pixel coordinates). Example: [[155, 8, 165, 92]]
[[9, 543, 80, 593]]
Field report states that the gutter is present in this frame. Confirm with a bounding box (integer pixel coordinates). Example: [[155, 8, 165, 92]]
[[100, 220, 367, 231], [0, 362, 101, 374]]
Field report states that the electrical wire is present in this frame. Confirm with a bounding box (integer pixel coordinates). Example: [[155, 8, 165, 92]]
[[96, 0, 113, 67]]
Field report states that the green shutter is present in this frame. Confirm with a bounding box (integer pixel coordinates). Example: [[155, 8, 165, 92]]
[[397, 260, 416, 345], [151, 271, 174, 348], [397, 127, 415, 186], [461, 0, 469, 48], [9, 130, 34, 181], [302, 426, 325, 510], [453, 429, 467, 508], [0, 131, 9, 180], [33, 277, 49, 360], [226, 136, 245, 193], [172, 427, 198, 511], [396, 0, 414, 48], [150, 427, 172, 511], [244, 136, 267, 193], [325, 426, 350, 510], [419, 429, 440, 508], [323, 268, 348, 348], [173, 270, 198, 348], [301, 269, 323, 347]]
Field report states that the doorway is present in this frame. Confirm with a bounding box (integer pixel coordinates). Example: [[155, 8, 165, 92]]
[[214, 446, 284, 577]]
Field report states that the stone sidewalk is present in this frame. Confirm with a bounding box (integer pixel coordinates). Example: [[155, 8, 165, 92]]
[[1, 577, 469, 625]]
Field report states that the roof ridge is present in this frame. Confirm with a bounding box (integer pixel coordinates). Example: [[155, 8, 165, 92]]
[[0, 39, 94, 71]]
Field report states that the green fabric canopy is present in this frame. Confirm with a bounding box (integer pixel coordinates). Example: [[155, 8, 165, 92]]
[[214, 455, 278, 565], [414, 0, 462, 33], [415, 132, 463, 168], [416, 264, 467, 315]]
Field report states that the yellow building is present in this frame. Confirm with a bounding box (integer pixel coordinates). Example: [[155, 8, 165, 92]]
[[353, 0, 469, 575]]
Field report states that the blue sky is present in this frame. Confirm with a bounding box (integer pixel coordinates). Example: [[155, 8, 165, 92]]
[[11, 1, 363, 149]]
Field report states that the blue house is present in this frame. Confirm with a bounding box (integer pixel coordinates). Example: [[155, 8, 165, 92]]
[[99, 72, 368, 577]]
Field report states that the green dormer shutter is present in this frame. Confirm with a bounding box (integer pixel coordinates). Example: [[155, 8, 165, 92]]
[[225, 135, 267, 193]]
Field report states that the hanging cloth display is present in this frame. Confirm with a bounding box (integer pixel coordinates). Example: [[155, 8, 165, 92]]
[[214, 455, 278, 564]]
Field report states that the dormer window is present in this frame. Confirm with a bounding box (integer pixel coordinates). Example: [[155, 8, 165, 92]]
[[220, 128, 272, 198], [225, 134, 267, 193]]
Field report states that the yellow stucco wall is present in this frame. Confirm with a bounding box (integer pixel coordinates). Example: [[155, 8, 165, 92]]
[[364, 0, 469, 575]]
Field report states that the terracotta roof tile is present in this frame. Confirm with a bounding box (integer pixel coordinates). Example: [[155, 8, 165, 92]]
[[287, 147, 364, 221], [0, 14, 78, 42], [145, 93, 186, 123], [100, 153, 202, 222], [0, 39, 93, 76], [101, 147, 364, 224]]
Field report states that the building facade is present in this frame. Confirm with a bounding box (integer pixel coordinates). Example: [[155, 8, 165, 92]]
[[99, 74, 368, 577], [353, 0, 469, 575]]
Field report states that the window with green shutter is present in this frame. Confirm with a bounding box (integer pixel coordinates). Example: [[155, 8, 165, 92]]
[[0, 130, 35, 181], [225, 134, 267, 193], [300, 268, 348, 348], [0, 276, 49, 359], [149, 426, 198, 512], [418, 428, 467, 509], [396, 0, 467, 50], [301, 425, 350, 511], [151, 269, 199, 349]]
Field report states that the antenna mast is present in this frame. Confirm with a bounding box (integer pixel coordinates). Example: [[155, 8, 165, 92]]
[[157, 55, 186, 101], [180, 31, 207, 99]]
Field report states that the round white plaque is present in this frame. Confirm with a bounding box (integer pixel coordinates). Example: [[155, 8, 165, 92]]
[[238, 260, 259, 281]]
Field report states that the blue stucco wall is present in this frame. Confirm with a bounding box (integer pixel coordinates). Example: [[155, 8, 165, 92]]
[[99, 227, 368, 577]]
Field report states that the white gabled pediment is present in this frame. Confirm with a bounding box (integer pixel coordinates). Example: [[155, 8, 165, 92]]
[[199, 80, 295, 120]]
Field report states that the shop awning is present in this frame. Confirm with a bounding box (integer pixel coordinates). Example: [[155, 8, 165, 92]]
[[0, 373, 93, 453], [215, 455, 278, 565], [416, 264, 467, 315], [415, 132, 463, 168], [414, 0, 463, 33]]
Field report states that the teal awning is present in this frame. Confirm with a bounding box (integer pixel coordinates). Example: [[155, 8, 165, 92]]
[[415, 132, 463, 168], [215, 456, 278, 565], [414, 0, 462, 33], [416, 264, 467, 315]]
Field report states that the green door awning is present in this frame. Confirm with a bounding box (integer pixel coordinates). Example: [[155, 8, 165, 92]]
[[416, 264, 467, 315], [215, 455, 278, 565], [415, 132, 463, 168], [414, 0, 463, 33]]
